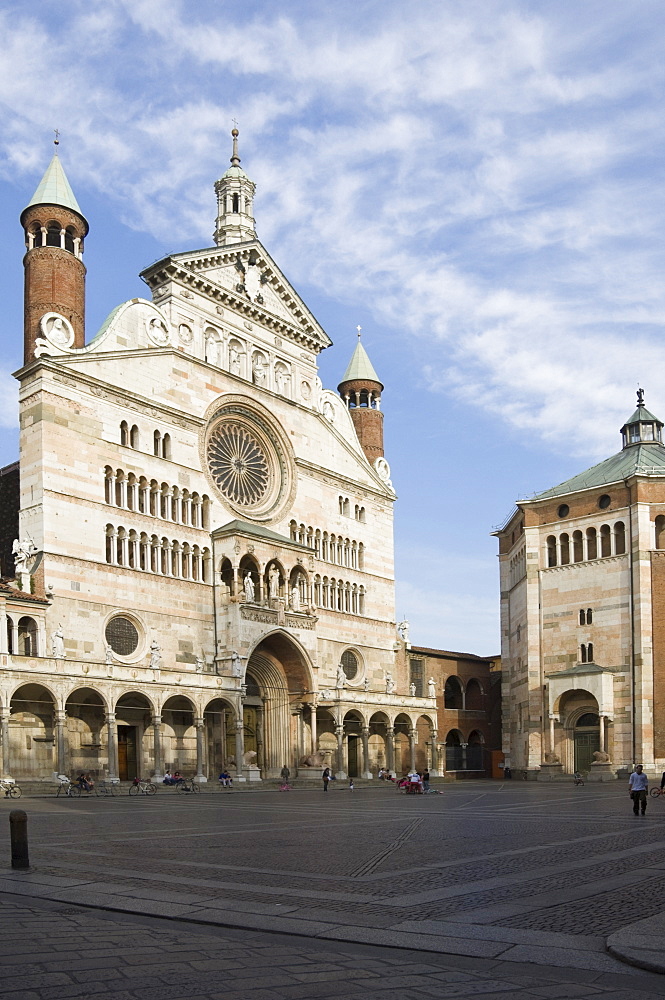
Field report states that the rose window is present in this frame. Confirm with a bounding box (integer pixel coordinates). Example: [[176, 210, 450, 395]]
[[207, 422, 270, 506]]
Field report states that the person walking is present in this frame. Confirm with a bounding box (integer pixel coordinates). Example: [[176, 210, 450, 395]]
[[348, 778, 354, 791], [629, 764, 649, 815], [423, 769, 430, 793], [322, 767, 331, 792]]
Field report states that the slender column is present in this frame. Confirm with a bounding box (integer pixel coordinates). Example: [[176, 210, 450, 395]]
[[361, 726, 372, 779], [386, 726, 395, 775], [0, 609, 8, 655], [235, 717, 244, 777], [335, 724, 346, 778], [408, 729, 417, 772], [549, 714, 556, 755], [599, 714, 606, 754], [11, 620, 19, 656], [152, 714, 163, 780], [106, 713, 118, 780], [310, 703, 318, 754], [59, 228, 66, 250], [73, 236, 80, 257], [430, 729, 440, 777], [55, 709, 67, 775], [1, 709, 11, 777], [195, 717, 207, 781]]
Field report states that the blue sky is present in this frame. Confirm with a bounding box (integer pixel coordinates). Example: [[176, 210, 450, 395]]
[[1, 0, 665, 654]]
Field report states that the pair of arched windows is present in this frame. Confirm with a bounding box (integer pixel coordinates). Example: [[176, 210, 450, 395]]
[[580, 642, 594, 663], [153, 430, 171, 459], [120, 421, 139, 449], [579, 608, 593, 625]]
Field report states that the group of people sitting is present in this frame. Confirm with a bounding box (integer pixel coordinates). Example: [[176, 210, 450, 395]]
[[75, 772, 94, 791], [162, 770, 184, 785], [218, 770, 233, 786]]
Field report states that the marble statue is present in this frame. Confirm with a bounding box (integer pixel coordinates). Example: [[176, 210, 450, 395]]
[[592, 750, 610, 763], [336, 664, 347, 688], [51, 625, 65, 659], [385, 672, 395, 695], [252, 356, 267, 385], [105, 644, 114, 666], [427, 677, 436, 698], [231, 650, 243, 677], [409, 682, 416, 696], [243, 572, 255, 603], [149, 639, 162, 669], [299, 751, 327, 767], [268, 565, 280, 600], [291, 585, 301, 612], [544, 752, 561, 764], [397, 619, 410, 643], [229, 345, 241, 375], [195, 656, 205, 672], [363, 677, 370, 692], [12, 538, 37, 573]]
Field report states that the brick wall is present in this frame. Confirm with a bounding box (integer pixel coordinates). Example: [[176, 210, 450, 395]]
[[0, 463, 19, 578]]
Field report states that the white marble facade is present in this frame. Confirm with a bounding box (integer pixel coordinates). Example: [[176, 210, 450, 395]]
[[3, 138, 436, 782]]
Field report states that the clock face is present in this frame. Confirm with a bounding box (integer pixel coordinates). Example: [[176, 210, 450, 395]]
[[202, 398, 295, 522]]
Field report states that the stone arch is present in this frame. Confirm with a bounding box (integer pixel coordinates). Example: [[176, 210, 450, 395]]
[[9, 683, 57, 779], [114, 691, 155, 782], [17, 616, 38, 656], [161, 695, 197, 775], [368, 711, 390, 775], [65, 687, 108, 778], [393, 711, 412, 773], [203, 696, 238, 776], [264, 559, 286, 603], [239, 554, 261, 603], [244, 630, 314, 777]]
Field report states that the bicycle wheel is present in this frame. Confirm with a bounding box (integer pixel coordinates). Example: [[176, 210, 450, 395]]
[[176, 781, 185, 793], [9, 786, 21, 798], [191, 781, 200, 793], [145, 782, 157, 795], [129, 784, 140, 795], [650, 787, 662, 797], [69, 786, 81, 797]]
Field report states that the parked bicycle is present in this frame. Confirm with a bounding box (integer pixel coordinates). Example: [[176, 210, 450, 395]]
[[129, 778, 157, 796], [650, 786, 665, 797], [0, 779, 21, 799], [97, 780, 119, 796], [176, 776, 200, 794]]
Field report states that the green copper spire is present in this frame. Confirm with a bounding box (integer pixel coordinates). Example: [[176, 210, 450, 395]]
[[340, 339, 383, 387], [26, 152, 83, 216]]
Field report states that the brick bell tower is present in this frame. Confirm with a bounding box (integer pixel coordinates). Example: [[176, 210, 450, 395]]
[[20, 139, 88, 363], [337, 330, 385, 463]]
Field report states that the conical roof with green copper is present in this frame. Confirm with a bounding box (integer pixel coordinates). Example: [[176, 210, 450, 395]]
[[339, 341, 383, 388], [25, 153, 83, 216]]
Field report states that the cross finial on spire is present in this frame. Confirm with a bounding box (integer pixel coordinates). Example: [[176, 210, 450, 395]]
[[637, 387, 645, 407], [53, 128, 60, 147], [356, 325, 362, 339]]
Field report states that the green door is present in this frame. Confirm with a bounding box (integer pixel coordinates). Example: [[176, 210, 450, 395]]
[[574, 729, 600, 773]]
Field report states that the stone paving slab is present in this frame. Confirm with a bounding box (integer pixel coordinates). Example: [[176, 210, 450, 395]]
[[607, 912, 665, 974]]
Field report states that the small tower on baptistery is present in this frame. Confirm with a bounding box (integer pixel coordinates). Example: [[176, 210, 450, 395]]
[[20, 137, 88, 363], [620, 388, 664, 449], [338, 330, 385, 463], [213, 128, 257, 246]]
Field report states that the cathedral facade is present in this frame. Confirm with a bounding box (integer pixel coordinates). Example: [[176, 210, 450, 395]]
[[495, 396, 665, 778], [0, 132, 440, 783]]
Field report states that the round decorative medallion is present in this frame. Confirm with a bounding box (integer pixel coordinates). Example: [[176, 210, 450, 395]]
[[202, 397, 295, 522], [40, 312, 74, 349], [207, 422, 270, 506]]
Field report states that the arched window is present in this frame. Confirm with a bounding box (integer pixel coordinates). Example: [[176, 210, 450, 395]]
[[343, 498, 350, 516], [339, 497, 344, 515], [580, 643, 587, 663], [573, 530, 583, 563], [18, 616, 38, 656], [579, 608, 586, 625], [232, 193, 239, 213], [546, 535, 557, 567], [130, 425, 139, 449], [560, 533, 570, 565], [588, 641, 594, 661], [154, 430, 161, 457], [162, 433, 171, 459], [465, 679, 483, 711], [444, 676, 464, 710], [114, 470, 124, 507], [46, 221, 61, 247], [104, 466, 113, 504], [586, 527, 597, 560], [120, 421, 129, 447], [614, 521, 626, 555], [64, 226, 75, 253], [600, 523, 611, 557], [30, 224, 43, 248]]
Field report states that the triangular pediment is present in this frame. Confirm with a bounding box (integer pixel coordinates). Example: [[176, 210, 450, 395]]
[[141, 240, 331, 353]]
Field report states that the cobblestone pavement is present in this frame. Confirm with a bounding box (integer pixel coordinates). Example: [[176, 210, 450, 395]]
[[2, 781, 665, 985], [3, 890, 665, 1000]]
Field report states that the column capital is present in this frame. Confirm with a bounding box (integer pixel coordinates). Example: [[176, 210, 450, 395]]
[[195, 717, 205, 728], [152, 714, 162, 725]]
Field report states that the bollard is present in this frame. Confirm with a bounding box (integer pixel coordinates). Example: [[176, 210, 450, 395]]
[[9, 809, 29, 869]]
